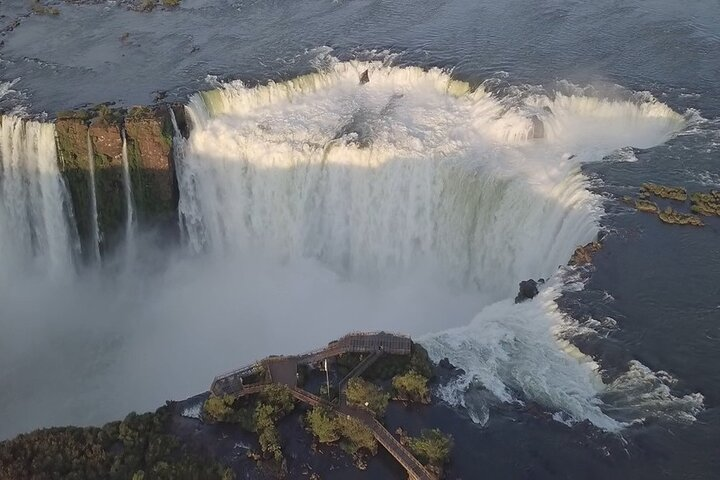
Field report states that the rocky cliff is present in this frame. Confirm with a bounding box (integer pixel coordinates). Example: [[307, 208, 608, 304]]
[[55, 105, 181, 258]]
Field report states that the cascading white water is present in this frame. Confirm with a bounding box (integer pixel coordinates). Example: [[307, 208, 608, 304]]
[[0, 115, 75, 278], [120, 130, 136, 259], [86, 131, 101, 263], [176, 61, 693, 428]]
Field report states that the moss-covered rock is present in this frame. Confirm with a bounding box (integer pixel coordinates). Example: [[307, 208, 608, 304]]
[[690, 190, 720, 217], [640, 183, 688, 201], [635, 199, 659, 213], [658, 207, 703, 227], [56, 117, 93, 259]]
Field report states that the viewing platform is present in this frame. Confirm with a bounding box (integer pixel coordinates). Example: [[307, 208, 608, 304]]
[[209, 331, 434, 480]]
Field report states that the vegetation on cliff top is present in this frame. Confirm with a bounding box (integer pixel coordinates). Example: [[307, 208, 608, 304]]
[[0, 406, 233, 480]]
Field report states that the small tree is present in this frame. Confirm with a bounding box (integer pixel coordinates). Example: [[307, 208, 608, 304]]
[[202, 395, 235, 423], [336, 416, 377, 456], [407, 429, 453, 467], [392, 370, 430, 403], [306, 407, 340, 443], [345, 378, 389, 416]]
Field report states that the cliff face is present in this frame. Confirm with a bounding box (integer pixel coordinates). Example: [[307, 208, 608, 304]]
[[56, 116, 94, 259], [124, 107, 178, 224], [55, 106, 180, 259], [89, 118, 126, 252]]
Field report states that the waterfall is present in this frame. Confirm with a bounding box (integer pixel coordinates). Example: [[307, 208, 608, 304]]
[[121, 130, 136, 259], [177, 61, 685, 296], [175, 61, 690, 427], [86, 131, 101, 263], [0, 115, 75, 277]]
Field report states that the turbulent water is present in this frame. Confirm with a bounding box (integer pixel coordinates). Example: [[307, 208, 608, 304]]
[[1, 1, 719, 476]]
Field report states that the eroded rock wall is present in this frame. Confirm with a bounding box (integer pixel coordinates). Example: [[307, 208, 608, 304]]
[[55, 106, 180, 259]]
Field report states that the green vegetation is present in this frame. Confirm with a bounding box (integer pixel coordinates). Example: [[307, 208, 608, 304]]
[[0, 407, 233, 480], [140, 0, 156, 11], [202, 385, 295, 463], [691, 190, 720, 216], [658, 206, 704, 226], [128, 105, 155, 120], [94, 104, 123, 125], [30, 0, 59, 16], [162, 0, 181, 6], [346, 377, 390, 416], [640, 182, 688, 201], [634, 198, 659, 213], [57, 110, 90, 121], [337, 343, 433, 381], [407, 428, 454, 468], [306, 407, 378, 457], [392, 370, 430, 403]]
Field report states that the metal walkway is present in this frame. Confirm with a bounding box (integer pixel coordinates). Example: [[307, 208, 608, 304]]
[[211, 332, 411, 396]]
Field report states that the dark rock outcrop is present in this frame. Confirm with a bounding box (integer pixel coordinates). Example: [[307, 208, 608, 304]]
[[515, 279, 540, 303], [530, 115, 544, 139], [359, 69, 370, 85], [569, 241, 602, 266]]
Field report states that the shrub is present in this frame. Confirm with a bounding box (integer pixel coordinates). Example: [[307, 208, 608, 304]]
[[203, 395, 236, 422], [255, 404, 283, 462], [252, 386, 295, 463], [335, 416, 377, 456], [306, 407, 340, 443], [392, 370, 430, 403], [162, 0, 180, 6], [346, 378, 389, 416], [305, 407, 377, 457], [407, 429, 453, 467], [259, 384, 295, 417]]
